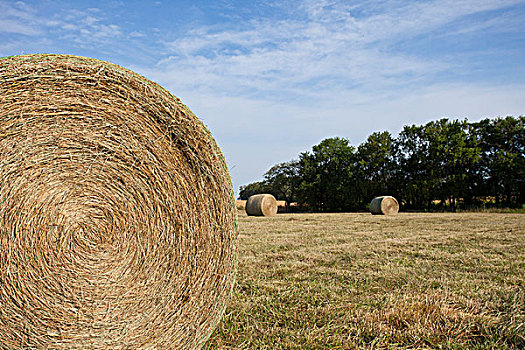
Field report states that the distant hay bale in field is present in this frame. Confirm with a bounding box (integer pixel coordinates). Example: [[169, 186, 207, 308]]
[[246, 194, 278, 216], [370, 196, 399, 215], [0, 54, 237, 349], [236, 199, 247, 211]]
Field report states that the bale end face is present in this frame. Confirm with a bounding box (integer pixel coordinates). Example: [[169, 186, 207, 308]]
[[0, 54, 237, 349]]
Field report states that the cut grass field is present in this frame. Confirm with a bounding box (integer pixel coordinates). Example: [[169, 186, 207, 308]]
[[205, 212, 524, 349]]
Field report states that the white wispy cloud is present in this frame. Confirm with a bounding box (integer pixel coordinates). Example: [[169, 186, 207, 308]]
[[0, 2, 125, 53], [150, 4, 413, 101], [155, 0, 524, 103], [0, 18, 39, 35], [47, 8, 123, 46], [348, 0, 523, 41], [0, 1, 41, 35]]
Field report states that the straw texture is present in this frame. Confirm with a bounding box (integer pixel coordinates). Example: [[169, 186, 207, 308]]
[[0, 54, 237, 349], [370, 196, 399, 216], [245, 194, 278, 217]]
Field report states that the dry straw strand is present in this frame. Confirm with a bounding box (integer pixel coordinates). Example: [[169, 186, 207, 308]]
[[0, 54, 237, 349], [245, 194, 278, 217], [370, 196, 399, 215]]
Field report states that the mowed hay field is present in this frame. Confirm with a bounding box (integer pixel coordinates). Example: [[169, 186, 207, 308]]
[[205, 212, 524, 349]]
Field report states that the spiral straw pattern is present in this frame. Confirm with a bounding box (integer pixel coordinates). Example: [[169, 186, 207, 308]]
[[0, 54, 237, 349]]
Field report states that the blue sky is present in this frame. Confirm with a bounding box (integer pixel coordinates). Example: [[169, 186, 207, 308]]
[[1, 0, 524, 194]]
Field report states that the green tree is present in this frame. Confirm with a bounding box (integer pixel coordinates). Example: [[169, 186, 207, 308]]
[[238, 181, 269, 200], [240, 116, 524, 212], [423, 119, 481, 210], [393, 124, 431, 210], [263, 160, 301, 211], [475, 116, 525, 207], [357, 131, 395, 205], [298, 137, 358, 211]]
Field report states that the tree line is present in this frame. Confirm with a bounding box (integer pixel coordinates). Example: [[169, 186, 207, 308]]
[[239, 116, 525, 212]]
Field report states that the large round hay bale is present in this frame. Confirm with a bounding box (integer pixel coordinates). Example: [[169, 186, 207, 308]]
[[0, 54, 237, 349], [370, 196, 399, 215], [245, 194, 278, 216]]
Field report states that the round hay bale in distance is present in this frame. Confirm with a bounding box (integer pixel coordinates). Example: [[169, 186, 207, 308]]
[[236, 199, 247, 211], [0, 54, 237, 349], [370, 196, 399, 215], [246, 194, 278, 216]]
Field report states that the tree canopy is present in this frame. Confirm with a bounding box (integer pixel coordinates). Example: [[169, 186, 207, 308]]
[[240, 116, 524, 212]]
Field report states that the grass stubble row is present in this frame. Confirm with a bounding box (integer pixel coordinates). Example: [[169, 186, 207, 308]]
[[0, 54, 237, 349], [206, 212, 524, 349]]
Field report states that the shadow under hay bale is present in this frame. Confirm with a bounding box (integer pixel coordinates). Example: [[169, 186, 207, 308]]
[[246, 194, 278, 216], [0, 54, 237, 349], [370, 196, 399, 215]]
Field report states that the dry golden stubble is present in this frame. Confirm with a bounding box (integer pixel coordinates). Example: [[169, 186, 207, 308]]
[[0, 54, 237, 349]]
